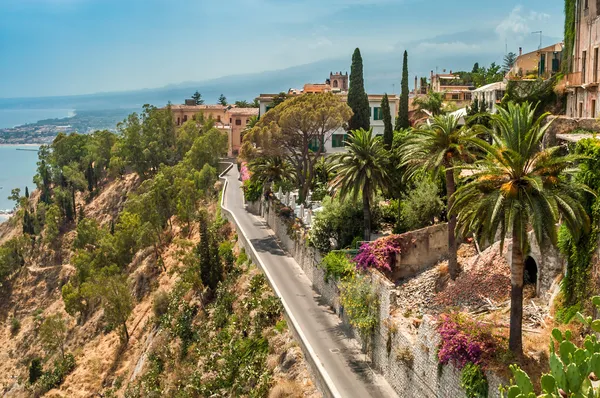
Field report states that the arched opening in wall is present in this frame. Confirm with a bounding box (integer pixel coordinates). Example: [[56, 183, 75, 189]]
[[524, 256, 538, 295], [333, 80, 339, 88]]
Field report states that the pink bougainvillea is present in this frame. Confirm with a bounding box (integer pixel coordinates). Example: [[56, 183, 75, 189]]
[[437, 313, 500, 369], [240, 162, 251, 182], [353, 235, 402, 272]]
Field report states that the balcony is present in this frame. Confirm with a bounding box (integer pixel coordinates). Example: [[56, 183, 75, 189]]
[[566, 72, 582, 87]]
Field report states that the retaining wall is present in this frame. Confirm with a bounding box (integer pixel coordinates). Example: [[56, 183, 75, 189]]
[[258, 198, 504, 398]]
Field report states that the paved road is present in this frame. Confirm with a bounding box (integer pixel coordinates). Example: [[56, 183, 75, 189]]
[[221, 166, 398, 398]]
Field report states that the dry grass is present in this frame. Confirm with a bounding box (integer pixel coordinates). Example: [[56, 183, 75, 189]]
[[268, 380, 305, 398]]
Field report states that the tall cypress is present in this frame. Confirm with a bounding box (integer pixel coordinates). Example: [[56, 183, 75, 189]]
[[25, 186, 29, 199], [347, 48, 370, 132], [395, 50, 410, 131], [381, 94, 393, 150]]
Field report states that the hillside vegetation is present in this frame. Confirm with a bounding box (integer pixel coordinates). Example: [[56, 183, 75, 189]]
[[0, 105, 318, 397]]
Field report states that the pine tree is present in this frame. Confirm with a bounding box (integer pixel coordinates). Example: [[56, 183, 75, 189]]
[[191, 91, 204, 105], [381, 94, 393, 150], [395, 50, 410, 131], [347, 48, 370, 132], [218, 94, 227, 106]]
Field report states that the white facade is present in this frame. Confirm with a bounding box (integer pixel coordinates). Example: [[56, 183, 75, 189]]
[[257, 94, 397, 152], [472, 81, 507, 114]]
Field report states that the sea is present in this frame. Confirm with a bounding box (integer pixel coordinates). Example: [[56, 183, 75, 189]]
[[0, 109, 75, 129], [0, 145, 40, 223]]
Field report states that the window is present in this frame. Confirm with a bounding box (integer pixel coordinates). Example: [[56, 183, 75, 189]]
[[585, 0, 589, 9], [373, 107, 383, 120], [583, 51, 588, 84], [246, 119, 250, 124], [217, 115, 221, 123], [539, 53, 546, 76], [235, 119, 242, 126], [332, 134, 346, 148], [464, 92, 472, 101], [594, 48, 599, 82], [177, 117, 180, 125], [333, 80, 338, 88], [593, 99, 597, 118], [230, 118, 232, 124], [452, 93, 460, 100], [183, 115, 188, 122]]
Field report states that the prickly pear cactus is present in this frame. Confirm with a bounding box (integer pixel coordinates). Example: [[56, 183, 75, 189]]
[[499, 296, 600, 398]]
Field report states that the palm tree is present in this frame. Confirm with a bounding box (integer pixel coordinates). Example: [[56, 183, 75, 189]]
[[248, 156, 295, 187], [329, 129, 390, 241], [413, 91, 445, 116], [452, 102, 590, 354], [399, 114, 476, 279]]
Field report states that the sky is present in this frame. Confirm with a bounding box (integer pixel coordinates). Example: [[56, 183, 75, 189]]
[[0, 0, 565, 98]]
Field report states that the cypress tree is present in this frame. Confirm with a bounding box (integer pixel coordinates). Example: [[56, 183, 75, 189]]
[[395, 50, 410, 131], [25, 186, 29, 199], [381, 94, 393, 150], [347, 48, 370, 132]]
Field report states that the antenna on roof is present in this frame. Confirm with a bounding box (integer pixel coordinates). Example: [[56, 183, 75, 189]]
[[532, 31, 542, 50]]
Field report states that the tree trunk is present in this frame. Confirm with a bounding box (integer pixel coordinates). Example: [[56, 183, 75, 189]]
[[445, 166, 459, 279], [123, 323, 129, 344], [363, 189, 371, 242], [509, 231, 524, 355]]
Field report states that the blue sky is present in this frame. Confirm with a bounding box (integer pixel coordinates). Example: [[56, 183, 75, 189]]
[[0, 0, 564, 98]]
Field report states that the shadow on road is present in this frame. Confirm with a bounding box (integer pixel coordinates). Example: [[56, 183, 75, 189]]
[[250, 237, 287, 256]]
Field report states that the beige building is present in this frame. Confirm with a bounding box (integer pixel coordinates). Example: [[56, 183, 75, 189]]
[[169, 102, 258, 156], [565, 0, 600, 118], [430, 71, 474, 107], [507, 43, 564, 79]]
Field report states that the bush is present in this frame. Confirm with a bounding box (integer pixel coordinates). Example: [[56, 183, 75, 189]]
[[320, 251, 355, 282], [398, 178, 444, 232], [10, 317, 20, 335], [152, 290, 170, 320], [29, 358, 43, 384], [460, 362, 488, 398], [218, 241, 235, 269], [340, 274, 379, 340], [38, 353, 76, 394], [354, 235, 402, 272], [379, 199, 398, 224], [437, 312, 502, 369], [309, 196, 379, 253], [242, 179, 262, 202], [236, 248, 249, 266]]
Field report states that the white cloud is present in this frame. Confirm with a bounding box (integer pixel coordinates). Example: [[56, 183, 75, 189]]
[[496, 5, 551, 38]]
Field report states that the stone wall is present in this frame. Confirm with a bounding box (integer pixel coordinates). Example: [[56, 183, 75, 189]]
[[544, 115, 600, 147], [391, 224, 449, 281], [259, 198, 504, 398]]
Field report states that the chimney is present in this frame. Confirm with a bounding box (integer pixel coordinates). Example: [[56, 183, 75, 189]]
[[519, 47, 522, 56]]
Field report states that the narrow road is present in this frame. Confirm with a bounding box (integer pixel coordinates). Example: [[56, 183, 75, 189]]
[[221, 166, 398, 398]]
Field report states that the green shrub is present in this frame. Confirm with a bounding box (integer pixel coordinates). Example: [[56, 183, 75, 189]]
[[242, 179, 262, 202], [309, 196, 379, 253], [461, 362, 488, 398], [274, 319, 287, 333], [320, 251, 355, 282], [152, 290, 170, 320], [236, 248, 249, 266], [219, 241, 235, 269], [398, 178, 444, 232], [339, 274, 379, 340], [29, 358, 43, 384], [555, 303, 581, 324], [380, 199, 398, 224], [38, 353, 76, 394], [10, 317, 20, 335]]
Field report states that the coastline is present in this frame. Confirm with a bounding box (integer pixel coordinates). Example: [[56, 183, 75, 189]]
[[0, 143, 42, 147]]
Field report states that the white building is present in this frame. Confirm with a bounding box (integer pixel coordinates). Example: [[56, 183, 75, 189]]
[[472, 81, 507, 114], [257, 92, 398, 153]]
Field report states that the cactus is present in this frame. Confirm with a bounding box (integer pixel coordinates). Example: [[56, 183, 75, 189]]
[[500, 296, 600, 397]]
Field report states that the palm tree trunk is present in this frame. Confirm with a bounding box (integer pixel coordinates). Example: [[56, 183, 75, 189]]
[[509, 230, 524, 355], [363, 189, 371, 242], [445, 166, 459, 279]]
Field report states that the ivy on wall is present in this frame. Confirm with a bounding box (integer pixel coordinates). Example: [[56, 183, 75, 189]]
[[558, 139, 600, 313], [563, 0, 577, 73]]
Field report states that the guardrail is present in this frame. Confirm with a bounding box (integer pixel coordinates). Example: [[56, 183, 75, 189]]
[[217, 162, 341, 398]]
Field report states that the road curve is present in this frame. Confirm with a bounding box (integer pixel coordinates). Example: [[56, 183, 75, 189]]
[[220, 165, 399, 398]]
